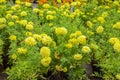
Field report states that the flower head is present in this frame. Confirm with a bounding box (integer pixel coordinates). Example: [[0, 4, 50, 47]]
[[55, 27, 67, 35], [46, 15, 54, 20], [109, 37, 119, 45], [75, 31, 82, 36], [18, 47, 27, 54], [113, 22, 120, 29], [25, 2, 32, 7], [0, 18, 6, 24], [11, 54, 17, 60], [77, 35, 86, 44], [8, 22, 14, 27], [97, 17, 105, 23], [41, 35, 52, 45], [96, 26, 104, 33], [113, 42, 120, 53], [25, 24, 33, 30], [40, 47, 50, 58], [73, 54, 82, 60], [82, 46, 91, 53], [65, 43, 72, 48], [42, 4, 50, 9], [9, 35, 16, 41], [55, 65, 63, 71], [41, 57, 52, 67], [25, 37, 37, 46], [86, 21, 92, 28], [68, 38, 78, 45], [0, 24, 6, 29], [20, 11, 27, 16], [116, 74, 120, 80]]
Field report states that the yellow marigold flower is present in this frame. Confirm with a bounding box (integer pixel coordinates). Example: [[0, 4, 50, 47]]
[[40, 34, 47, 37], [8, 22, 14, 27], [41, 35, 52, 45], [65, 43, 72, 48], [0, 0, 6, 3], [39, 13, 43, 17], [69, 14, 75, 19], [75, 31, 82, 36], [9, 35, 16, 41], [25, 24, 33, 30], [96, 26, 104, 33], [39, 10, 44, 14], [33, 8, 39, 13], [82, 15, 86, 18], [0, 24, 6, 29], [46, 15, 54, 20], [70, 33, 77, 38], [108, 38, 119, 45], [20, 11, 27, 16], [41, 57, 51, 67], [18, 47, 27, 54], [51, 11, 56, 14], [113, 1, 119, 6], [11, 6, 16, 11], [102, 12, 108, 18], [61, 12, 69, 17], [20, 20, 27, 26], [25, 2, 32, 7], [90, 43, 99, 50], [33, 34, 41, 41], [117, 10, 120, 13], [42, 4, 50, 9], [62, 67, 68, 72], [57, 0, 61, 3], [77, 35, 86, 44], [71, 2, 77, 6], [82, 46, 91, 53], [49, 23, 53, 27], [55, 27, 67, 35], [11, 54, 17, 60], [15, 0, 21, 4], [116, 74, 120, 80], [25, 31, 32, 36], [113, 22, 120, 29], [0, 18, 6, 24], [6, 10, 13, 14], [6, 14, 12, 19], [54, 53, 60, 59], [87, 30, 94, 35], [25, 37, 37, 46], [40, 47, 50, 58], [113, 42, 120, 53], [55, 65, 63, 71], [92, 19, 97, 23], [73, 54, 82, 60], [97, 17, 105, 23], [12, 15, 19, 20], [28, 21, 34, 25], [15, 4, 21, 9], [105, 6, 110, 9], [47, 11, 53, 15], [86, 21, 92, 28], [68, 38, 78, 45]]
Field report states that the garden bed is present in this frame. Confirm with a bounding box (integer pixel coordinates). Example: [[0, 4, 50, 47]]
[[1, 0, 120, 80]]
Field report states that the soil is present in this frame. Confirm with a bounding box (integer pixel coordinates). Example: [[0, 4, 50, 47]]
[[0, 65, 7, 80], [0, 73, 7, 80]]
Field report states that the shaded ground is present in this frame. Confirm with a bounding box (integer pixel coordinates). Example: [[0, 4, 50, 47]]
[[0, 65, 7, 80], [0, 73, 7, 80]]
